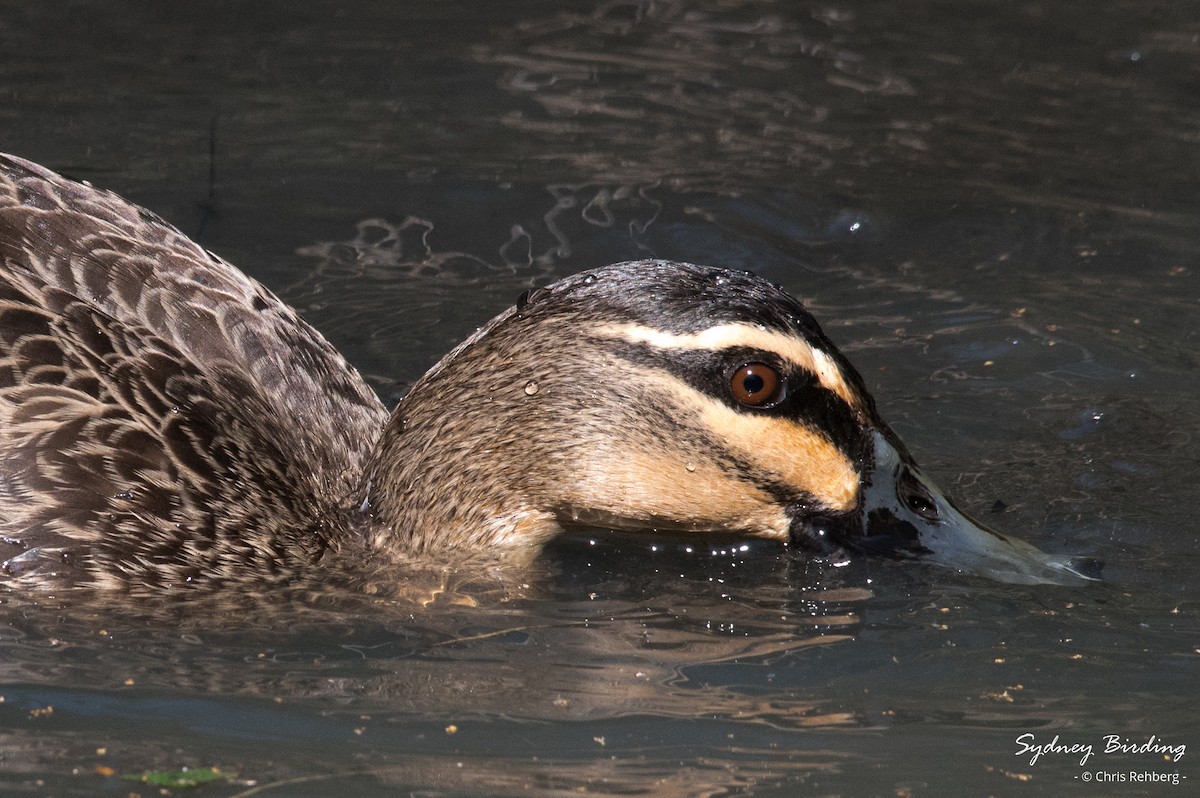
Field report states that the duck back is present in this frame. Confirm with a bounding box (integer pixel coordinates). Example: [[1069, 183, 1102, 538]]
[[0, 155, 387, 591]]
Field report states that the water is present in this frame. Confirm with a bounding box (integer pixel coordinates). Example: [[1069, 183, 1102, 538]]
[[1, 0, 1197, 795]]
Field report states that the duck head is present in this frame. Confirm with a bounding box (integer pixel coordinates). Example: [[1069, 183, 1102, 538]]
[[362, 260, 1099, 586]]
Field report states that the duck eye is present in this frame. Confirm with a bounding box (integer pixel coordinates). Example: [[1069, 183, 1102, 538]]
[[729, 362, 783, 407]]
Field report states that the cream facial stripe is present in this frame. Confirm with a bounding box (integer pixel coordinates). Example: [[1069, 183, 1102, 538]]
[[658, 369, 861, 511], [590, 321, 863, 411]]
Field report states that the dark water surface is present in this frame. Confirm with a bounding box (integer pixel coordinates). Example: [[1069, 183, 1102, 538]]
[[1, 1, 1197, 795]]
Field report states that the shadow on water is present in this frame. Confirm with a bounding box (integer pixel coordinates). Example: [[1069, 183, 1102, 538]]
[[0, 541, 873, 796], [0, 532, 1168, 796]]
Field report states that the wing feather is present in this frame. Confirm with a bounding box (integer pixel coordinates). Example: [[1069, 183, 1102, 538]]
[[0, 155, 388, 590]]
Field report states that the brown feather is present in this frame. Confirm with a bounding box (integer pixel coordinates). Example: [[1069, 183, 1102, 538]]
[[0, 155, 387, 591]]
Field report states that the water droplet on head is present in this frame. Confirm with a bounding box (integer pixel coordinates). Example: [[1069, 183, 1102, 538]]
[[524, 380, 540, 396], [684, 462, 697, 473], [582, 274, 597, 284]]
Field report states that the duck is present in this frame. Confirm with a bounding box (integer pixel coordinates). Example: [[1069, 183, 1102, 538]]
[[0, 154, 1099, 592]]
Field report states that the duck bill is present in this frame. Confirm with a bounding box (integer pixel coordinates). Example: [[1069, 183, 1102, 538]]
[[798, 432, 1102, 586]]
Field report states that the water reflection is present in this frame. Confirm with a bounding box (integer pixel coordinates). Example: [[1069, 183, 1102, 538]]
[[473, 0, 907, 190], [473, 0, 1200, 219], [0, 545, 872, 795]]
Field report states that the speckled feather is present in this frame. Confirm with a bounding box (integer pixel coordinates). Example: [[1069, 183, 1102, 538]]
[[0, 156, 946, 593], [0, 155, 387, 590]]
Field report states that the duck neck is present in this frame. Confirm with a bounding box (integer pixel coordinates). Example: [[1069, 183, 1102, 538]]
[[357, 379, 562, 562]]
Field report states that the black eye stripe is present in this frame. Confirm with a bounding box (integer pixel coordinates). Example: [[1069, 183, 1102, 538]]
[[597, 339, 864, 440]]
